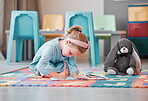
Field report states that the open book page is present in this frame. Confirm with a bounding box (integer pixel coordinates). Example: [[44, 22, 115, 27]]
[[50, 76, 76, 81], [50, 74, 109, 81]]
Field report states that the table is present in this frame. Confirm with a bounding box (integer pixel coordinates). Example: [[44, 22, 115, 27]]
[[39, 29, 127, 48], [5, 29, 126, 62], [6, 29, 126, 47]]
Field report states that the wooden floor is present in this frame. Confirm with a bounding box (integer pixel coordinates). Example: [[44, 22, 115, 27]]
[[0, 56, 148, 101]]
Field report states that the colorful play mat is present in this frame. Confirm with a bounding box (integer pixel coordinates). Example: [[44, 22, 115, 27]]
[[0, 67, 147, 88]]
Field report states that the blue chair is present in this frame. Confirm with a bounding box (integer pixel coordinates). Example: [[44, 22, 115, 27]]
[[7, 10, 45, 64], [65, 11, 99, 66]]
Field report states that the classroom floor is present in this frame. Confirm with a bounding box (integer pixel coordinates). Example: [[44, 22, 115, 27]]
[[0, 56, 148, 101]]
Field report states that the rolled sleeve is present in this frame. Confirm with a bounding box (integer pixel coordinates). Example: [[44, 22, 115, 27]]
[[36, 47, 56, 76], [37, 61, 55, 76]]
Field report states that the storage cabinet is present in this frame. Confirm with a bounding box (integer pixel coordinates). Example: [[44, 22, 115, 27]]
[[128, 6, 148, 21], [128, 23, 148, 37], [128, 4, 148, 55], [130, 39, 148, 55]]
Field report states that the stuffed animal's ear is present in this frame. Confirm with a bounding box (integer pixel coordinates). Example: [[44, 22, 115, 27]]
[[104, 42, 119, 68], [132, 42, 139, 55], [132, 43, 142, 74]]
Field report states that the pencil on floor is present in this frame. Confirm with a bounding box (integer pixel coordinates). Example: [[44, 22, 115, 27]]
[[87, 74, 109, 80]]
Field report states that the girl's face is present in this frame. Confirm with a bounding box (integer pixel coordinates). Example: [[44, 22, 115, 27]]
[[62, 40, 82, 58]]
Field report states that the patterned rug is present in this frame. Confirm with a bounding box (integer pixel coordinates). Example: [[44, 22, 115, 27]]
[[0, 67, 147, 88]]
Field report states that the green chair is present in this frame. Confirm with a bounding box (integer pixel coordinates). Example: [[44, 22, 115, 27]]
[[94, 15, 116, 58]]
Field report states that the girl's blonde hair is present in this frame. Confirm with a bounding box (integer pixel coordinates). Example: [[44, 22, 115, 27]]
[[63, 25, 89, 54]]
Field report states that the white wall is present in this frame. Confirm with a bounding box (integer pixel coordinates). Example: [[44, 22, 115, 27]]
[[37, 0, 104, 58], [37, 0, 104, 26]]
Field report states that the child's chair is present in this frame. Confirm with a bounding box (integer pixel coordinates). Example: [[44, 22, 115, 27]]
[[42, 14, 65, 41], [65, 11, 99, 66], [94, 15, 116, 57], [7, 10, 45, 64]]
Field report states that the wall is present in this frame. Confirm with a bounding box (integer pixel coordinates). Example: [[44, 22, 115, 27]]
[[104, 0, 148, 30], [37, 0, 104, 28], [0, 0, 4, 59], [3, 0, 17, 58]]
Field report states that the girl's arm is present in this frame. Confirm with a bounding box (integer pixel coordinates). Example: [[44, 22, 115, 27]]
[[36, 46, 59, 76], [67, 56, 79, 75], [67, 56, 87, 80]]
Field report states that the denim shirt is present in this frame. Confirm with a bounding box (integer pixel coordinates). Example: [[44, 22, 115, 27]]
[[29, 38, 79, 76]]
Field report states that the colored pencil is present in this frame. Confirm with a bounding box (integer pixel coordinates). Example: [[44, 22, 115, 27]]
[[64, 62, 66, 73]]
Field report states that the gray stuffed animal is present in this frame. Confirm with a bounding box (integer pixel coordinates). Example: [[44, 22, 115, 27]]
[[103, 38, 142, 75]]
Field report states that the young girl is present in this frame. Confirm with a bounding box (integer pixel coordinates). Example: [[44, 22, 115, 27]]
[[29, 25, 89, 79]]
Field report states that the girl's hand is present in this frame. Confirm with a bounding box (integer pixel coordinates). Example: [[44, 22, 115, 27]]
[[74, 75, 88, 80], [57, 71, 67, 79], [46, 68, 70, 79], [73, 72, 88, 80], [57, 68, 70, 79]]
